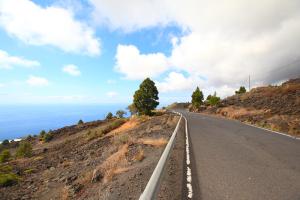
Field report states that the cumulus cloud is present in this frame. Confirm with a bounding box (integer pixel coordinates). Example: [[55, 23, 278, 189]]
[[114, 44, 169, 80], [155, 72, 205, 93], [104, 0, 300, 96], [62, 64, 81, 76], [0, 50, 40, 69], [0, 0, 101, 56], [26, 75, 50, 86], [106, 91, 119, 98], [107, 79, 116, 83]]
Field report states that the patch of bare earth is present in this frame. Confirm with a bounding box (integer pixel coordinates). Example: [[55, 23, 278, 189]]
[[0, 112, 183, 200]]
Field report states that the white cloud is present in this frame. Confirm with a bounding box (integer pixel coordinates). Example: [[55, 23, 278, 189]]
[[0, 84, 3, 87], [0, 50, 40, 69], [62, 64, 81, 76], [114, 44, 169, 80], [26, 75, 50, 86], [0, 0, 101, 56], [106, 91, 119, 98], [107, 79, 116, 83], [93, 0, 300, 93], [155, 72, 205, 93]]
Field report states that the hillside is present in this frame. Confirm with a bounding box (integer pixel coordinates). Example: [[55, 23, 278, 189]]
[[189, 77, 300, 135], [0, 112, 185, 199], [166, 102, 191, 110]]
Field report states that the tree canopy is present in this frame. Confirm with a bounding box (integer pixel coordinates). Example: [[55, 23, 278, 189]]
[[235, 86, 246, 94], [133, 78, 159, 116], [210, 91, 221, 106], [126, 103, 138, 116], [106, 112, 113, 119], [116, 110, 127, 118], [191, 87, 204, 107]]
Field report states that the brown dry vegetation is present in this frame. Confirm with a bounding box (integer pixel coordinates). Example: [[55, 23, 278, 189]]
[[0, 110, 181, 199]]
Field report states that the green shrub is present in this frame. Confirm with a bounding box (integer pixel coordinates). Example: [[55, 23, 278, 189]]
[[116, 110, 127, 118], [15, 142, 33, 159], [33, 134, 37, 137], [78, 119, 83, 125], [1, 139, 9, 147], [210, 96, 220, 106], [204, 100, 210, 104], [106, 112, 113, 119], [235, 86, 246, 94], [42, 133, 53, 143], [10, 140, 14, 143], [162, 106, 166, 110], [0, 149, 11, 163], [40, 130, 46, 136], [0, 165, 22, 186], [64, 139, 69, 144], [26, 135, 32, 140], [86, 119, 126, 141], [86, 130, 91, 136], [112, 116, 117, 119], [48, 129, 52, 133]]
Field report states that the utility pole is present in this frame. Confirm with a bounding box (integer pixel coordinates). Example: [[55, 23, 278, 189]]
[[249, 75, 250, 92]]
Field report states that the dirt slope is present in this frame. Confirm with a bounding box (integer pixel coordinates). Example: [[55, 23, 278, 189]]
[[189, 77, 300, 135], [0, 112, 183, 200]]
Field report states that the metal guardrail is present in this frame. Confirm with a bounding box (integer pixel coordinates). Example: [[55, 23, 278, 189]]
[[139, 110, 182, 200]]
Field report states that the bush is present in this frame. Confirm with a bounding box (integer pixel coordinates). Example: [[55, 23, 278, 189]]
[[0, 165, 22, 186], [48, 129, 52, 133], [26, 135, 32, 140], [137, 115, 151, 124], [78, 119, 83, 125], [40, 130, 46, 136], [204, 100, 210, 104], [33, 134, 37, 137], [1, 139, 9, 147], [106, 112, 113, 119], [235, 86, 246, 94], [64, 139, 69, 144], [42, 133, 53, 143], [210, 96, 220, 106], [86, 130, 91, 136], [112, 116, 117, 119], [116, 110, 127, 118], [0, 149, 11, 163], [86, 118, 127, 141], [15, 142, 33, 159], [162, 106, 166, 110]]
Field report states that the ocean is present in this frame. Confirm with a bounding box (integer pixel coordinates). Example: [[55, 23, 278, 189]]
[[0, 104, 168, 142]]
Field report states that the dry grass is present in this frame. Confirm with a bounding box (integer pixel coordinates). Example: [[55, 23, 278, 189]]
[[80, 174, 92, 185], [282, 85, 300, 95], [297, 97, 300, 104], [138, 137, 168, 147], [217, 106, 264, 119], [63, 161, 71, 168], [241, 93, 249, 100], [100, 144, 129, 183], [135, 147, 144, 162], [86, 119, 127, 141], [271, 124, 280, 131], [112, 132, 136, 146], [137, 115, 151, 124], [34, 156, 43, 161]]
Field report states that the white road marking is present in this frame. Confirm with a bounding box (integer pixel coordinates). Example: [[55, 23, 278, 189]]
[[246, 124, 300, 140], [183, 116, 193, 198]]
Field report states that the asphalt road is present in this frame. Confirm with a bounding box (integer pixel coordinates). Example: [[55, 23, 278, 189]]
[[178, 110, 300, 200]]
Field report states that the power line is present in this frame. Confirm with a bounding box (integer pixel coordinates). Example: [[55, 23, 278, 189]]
[[250, 59, 300, 77]]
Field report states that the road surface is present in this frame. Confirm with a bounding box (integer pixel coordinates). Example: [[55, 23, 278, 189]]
[[178, 110, 300, 200]]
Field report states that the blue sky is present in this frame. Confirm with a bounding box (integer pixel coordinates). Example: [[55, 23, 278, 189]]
[[1, 0, 300, 105]]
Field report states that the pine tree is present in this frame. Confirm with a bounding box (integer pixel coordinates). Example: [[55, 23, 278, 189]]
[[191, 87, 204, 107], [133, 78, 159, 116]]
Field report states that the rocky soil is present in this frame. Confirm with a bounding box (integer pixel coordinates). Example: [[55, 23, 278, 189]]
[[0, 112, 184, 200], [189, 77, 300, 135]]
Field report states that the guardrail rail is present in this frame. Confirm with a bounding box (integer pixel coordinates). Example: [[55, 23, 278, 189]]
[[139, 110, 182, 200]]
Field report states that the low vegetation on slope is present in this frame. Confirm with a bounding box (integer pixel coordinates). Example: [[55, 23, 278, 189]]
[[189, 77, 300, 135]]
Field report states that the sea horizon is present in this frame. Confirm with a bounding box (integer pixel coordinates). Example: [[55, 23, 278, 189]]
[[0, 103, 169, 142]]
